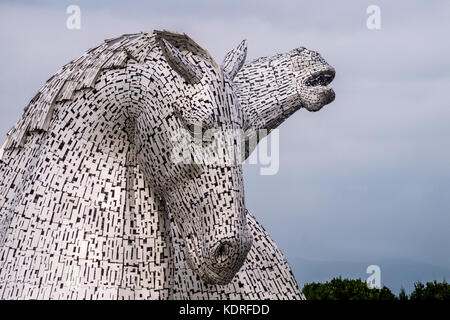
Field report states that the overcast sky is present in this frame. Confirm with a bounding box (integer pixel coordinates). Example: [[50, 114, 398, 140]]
[[1, 0, 449, 293]]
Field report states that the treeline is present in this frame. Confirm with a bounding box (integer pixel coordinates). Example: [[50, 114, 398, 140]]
[[303, 277, 450, 300]]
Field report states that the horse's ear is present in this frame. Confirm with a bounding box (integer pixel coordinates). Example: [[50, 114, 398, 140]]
[[221, 40, 247, 80], [160, 38, 203, 84]]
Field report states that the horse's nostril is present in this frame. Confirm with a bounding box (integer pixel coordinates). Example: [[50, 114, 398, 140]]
[[213, 241, 233, 264], [217, 244, 225, 256], [201, 235, 253, 284]]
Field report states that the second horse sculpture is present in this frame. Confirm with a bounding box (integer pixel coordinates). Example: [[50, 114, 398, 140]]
[[0, 30, 335, 299]]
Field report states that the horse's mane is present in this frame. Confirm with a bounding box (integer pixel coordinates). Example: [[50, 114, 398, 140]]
[[0, 30, 217, 156]]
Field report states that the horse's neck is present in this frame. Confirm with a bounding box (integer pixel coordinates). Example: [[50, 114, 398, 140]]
[[235, 57, 300, 133], [0, 93, 175, 299]]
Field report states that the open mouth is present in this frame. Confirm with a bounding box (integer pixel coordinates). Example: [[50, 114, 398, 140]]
[[304, 69, 335, 87]]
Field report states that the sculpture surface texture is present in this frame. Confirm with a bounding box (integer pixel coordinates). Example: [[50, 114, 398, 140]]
[[0, 30, 335, 299]]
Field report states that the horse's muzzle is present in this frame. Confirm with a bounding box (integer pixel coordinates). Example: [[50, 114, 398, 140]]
[[200, 232, 253, 285]]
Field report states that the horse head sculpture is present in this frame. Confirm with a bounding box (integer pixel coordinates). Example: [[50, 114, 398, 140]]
[[134, 33, 252, 284], [0, 30, 335, 298]]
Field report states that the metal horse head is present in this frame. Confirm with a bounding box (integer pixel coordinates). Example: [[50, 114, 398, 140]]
[[0, 30, 335, 291], [133, 32, 251, 284]]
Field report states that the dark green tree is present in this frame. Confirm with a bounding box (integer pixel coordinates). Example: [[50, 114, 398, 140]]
[[409, 280, 450, 300], [398, 287, 408, 300], [302, 277, 397, 300]]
